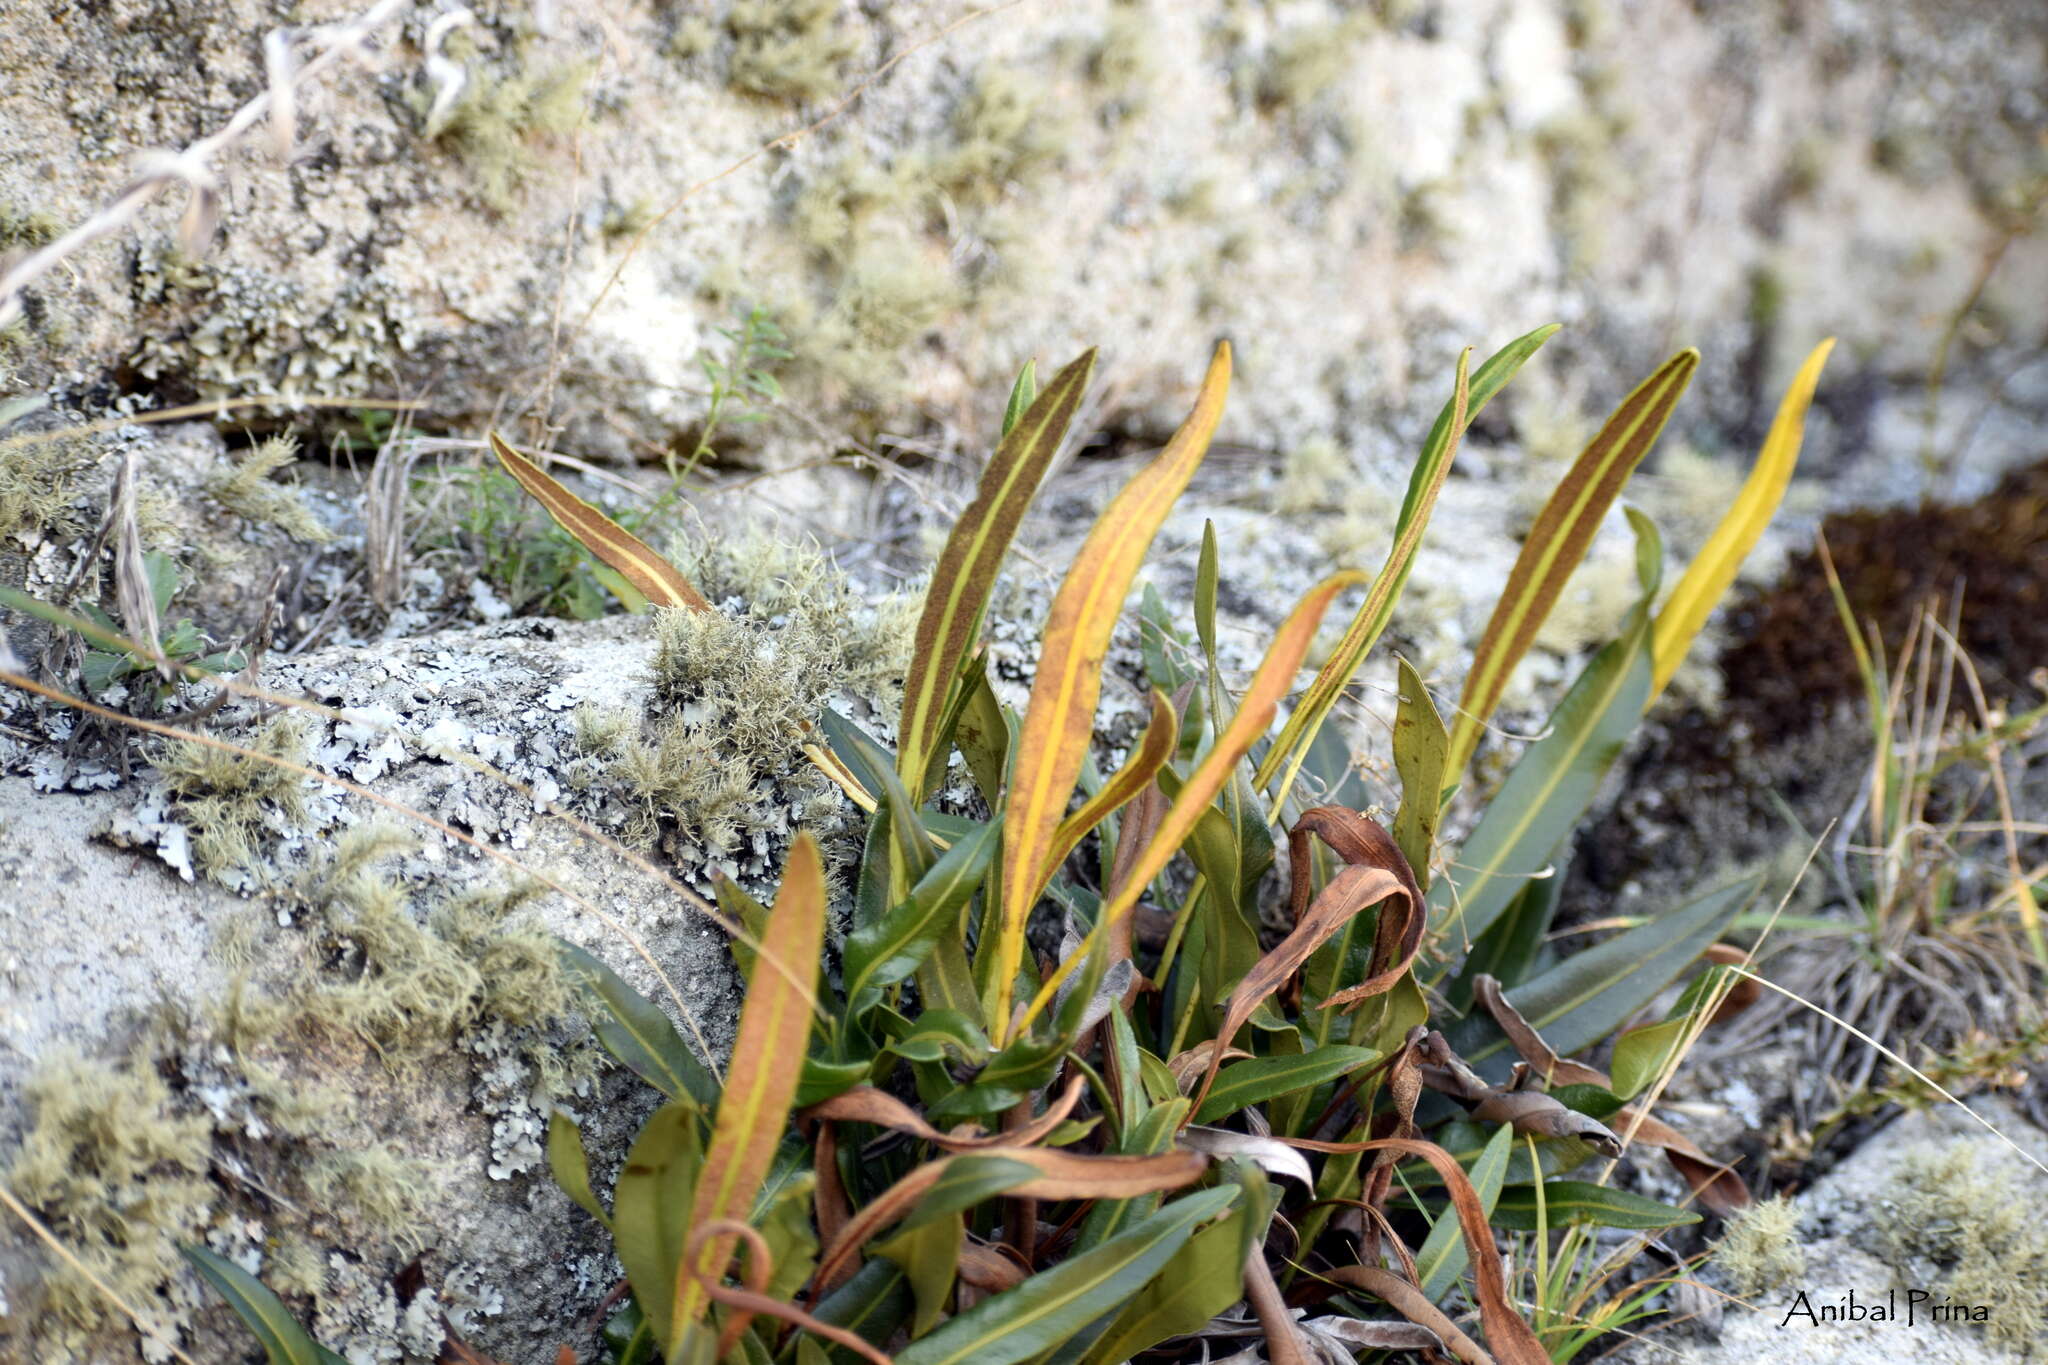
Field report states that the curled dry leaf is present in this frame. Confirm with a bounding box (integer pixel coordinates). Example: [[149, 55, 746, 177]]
[[1467, 1088, 1623, 1160], [1471, 975, 1609, 1088], [1188, 810, 1423, 1120], [1168, 1041, 1253, 1093], [957, 1239, 1028, 1293], [802, 1074, 1087, 1151]]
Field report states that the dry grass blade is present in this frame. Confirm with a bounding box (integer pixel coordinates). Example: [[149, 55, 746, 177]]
[[898, 349, 1097, 793], [489, 432, 709, 610], [1445, 349, 1698, 776], [673, 834, 827, 1340], [110, 450, 167, 678], [992, 342, 1232, 1038], [1015, 568, 1368, 1039]]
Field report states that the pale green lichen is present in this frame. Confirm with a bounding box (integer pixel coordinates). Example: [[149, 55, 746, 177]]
[[205, 434, 332, 545], [1257, 14, 1376, 110], [727, 0, 858, 102], [592, 526, 913, 886], [433, 60, 595, 212], [304, 1148, 433, 1252], [0, 429, 94, 542], [157, 719, 312, 883], [1714, 1194, 1807, 1296], [1874, 1143, 2048, 1356], [929, 70, 1065, 207], [3, 1047, 213, 1348]]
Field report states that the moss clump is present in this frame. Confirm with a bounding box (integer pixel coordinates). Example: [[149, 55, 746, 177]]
[[1874, 1143, 2048, 1356], [0, 428, 94, 542], [727, 0, 858, 102], [205, 434, 332, 545], [432, 61, 594, 212], [3, 1048, 212, 1349], [157, 719, 311, 883], [1714, 1194, 1807, 1296]]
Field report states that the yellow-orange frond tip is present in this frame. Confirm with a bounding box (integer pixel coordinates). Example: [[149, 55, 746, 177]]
[[1649, 337, 1835, 698], [487, 431, 709, 612]]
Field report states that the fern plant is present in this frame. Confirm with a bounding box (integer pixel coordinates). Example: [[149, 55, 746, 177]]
[[11, 327, 1832, 1363]]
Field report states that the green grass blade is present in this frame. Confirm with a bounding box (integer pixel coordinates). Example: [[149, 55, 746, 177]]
[[843, 820, 1000, 1017], [181, 1246, 348, 1365]]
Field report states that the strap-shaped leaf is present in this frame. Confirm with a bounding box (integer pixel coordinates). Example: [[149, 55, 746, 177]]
[[1192, 1045, 1380, 1124], [842, 819, 1000, 1018], [488, 432, 707, 611], [1453, 873, 1762, 1069], [1389, 657, 1448, 889], [182, 1246, 348, 1365], [672, 833, 826, 1344], [898, 350, 1097, 795], [1429, 510, 1664, 947], [1649, 338, 1834, 697], [559, 941, 718, 1107], [559, 941, 719, 1107], [613, 1100, 705, 1347], [1016, 568, 1367, 1040], [1491, 1180, 1701, 1230], [990, 343, 1230, 1038], [1444, 350, 1696, 776], [1038, 688, 1178, 889], [1415, 1120, 1512, 1301], [893, 1186, 1238, 1365], [1260, 325, 1561, 807], [1082, 1180, 1256, 1365]]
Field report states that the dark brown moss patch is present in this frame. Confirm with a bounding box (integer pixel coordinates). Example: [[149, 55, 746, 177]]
[[1714, 455, 2048, 747]]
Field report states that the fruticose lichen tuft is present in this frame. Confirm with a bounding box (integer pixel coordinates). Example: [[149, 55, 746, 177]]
[[727, 0, 859, 102], [1874, 1143, 2048, 1356], [1713, 1194, 1807, 1296], [205, 435, 333, 545]]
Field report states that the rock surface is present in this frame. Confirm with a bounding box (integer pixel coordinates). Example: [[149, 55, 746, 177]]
[[1, 0, 2043, 493], [1614, 1095, 2048, 1365]]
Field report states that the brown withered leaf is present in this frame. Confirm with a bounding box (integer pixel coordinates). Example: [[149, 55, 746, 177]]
[[1318, 1266, 1488, 1365], [1188, 813, 1423, 1121], [957, 1238, 1028, 1292], [1467, 1087, 1624, 1159], [801, 1074, 1086, 1151], [1613, 1106, 1750, 1215], [1282, 1135, 1549, 1365], [810, 1146, 1209, 1293], [1471, 975, 1610, 1087]]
